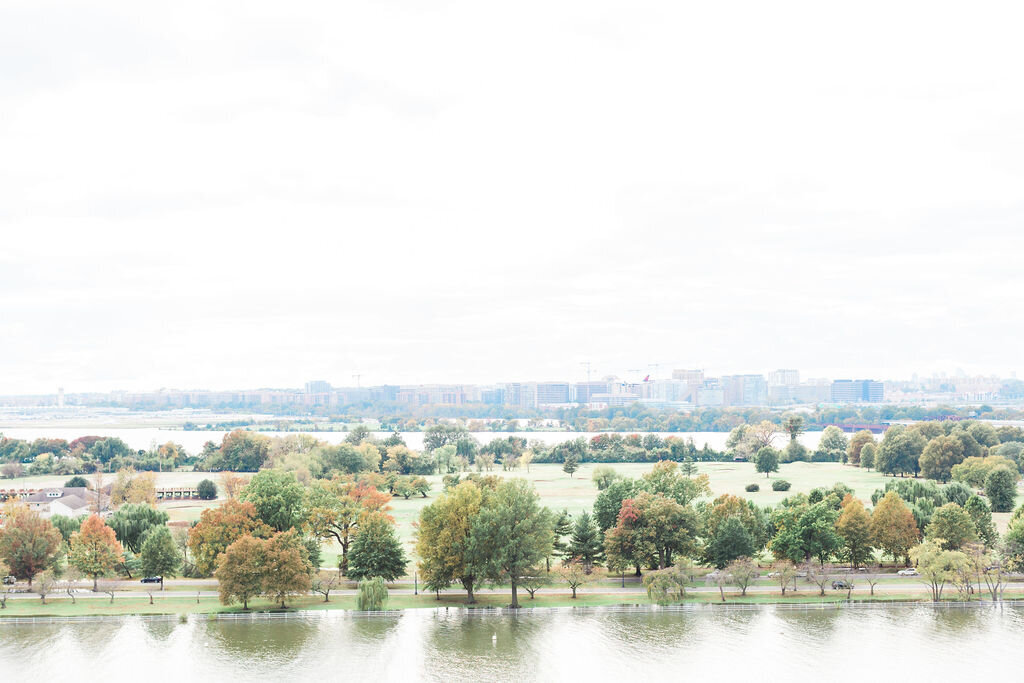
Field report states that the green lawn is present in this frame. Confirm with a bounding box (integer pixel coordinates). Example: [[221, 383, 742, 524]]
[[7, 460, 1013, 564]]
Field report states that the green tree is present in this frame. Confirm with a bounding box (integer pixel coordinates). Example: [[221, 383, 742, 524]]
[[846, 430, 875, 466], [591, 466, 620, 490], [196, 479, 217, 500], [640, 460, 710, 504], [754, 447, 779, 478], [593, 479, 640, 532], [240, 469, 307, 532], [357, 576, 388, 610], [69, 514, 124, 591], [139, 525, 181, 590], [860, 443, 877, 469], [568, 511, 603, 571], [107, 504, 170, 554], [769, 500, 840, 565], [213, 430, 271, 471], [910, 539, 967, 601], [215, 535, 265, 609], [347, 512, 407, 582], [964, 495, 997, 548], [705, 515, 755, 569], [926, 503, 977, 550], [877, 426, 927, 477], [415, 481, 485, 602], [0, 507, 62, 586], [562, 452, 580, 478], [550, 508, 573, 568], [49, 514, 84, 548], [985, 466, 1016, 512], [304, 479, 386, 576], [835, 497, 873, 569], [643, 565, 689, 605], [64, 476, 89, 488], [468, 478, 553, 608], [816, 426, 849, 462], [622, 491, 700, 570], [784, 440, 810, 463], [919, 436, 965, 483]]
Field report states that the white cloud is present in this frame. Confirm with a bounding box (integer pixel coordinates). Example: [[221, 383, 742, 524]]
[[1, 0, 1023, 392]]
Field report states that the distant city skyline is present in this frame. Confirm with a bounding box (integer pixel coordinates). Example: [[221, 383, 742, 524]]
[[0, 366, 1014, 402]]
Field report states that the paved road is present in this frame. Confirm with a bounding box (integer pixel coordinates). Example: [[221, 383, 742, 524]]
[[6, 578, 1020, 602]]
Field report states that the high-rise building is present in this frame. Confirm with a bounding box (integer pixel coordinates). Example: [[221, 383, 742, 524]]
[[305, 380, 331, 394], [768, 369, 800, 386], [722, 375, 768, 406], [536, 382, 572, 405], [574, 381, 610, 403], [831, 379, 884, 403]]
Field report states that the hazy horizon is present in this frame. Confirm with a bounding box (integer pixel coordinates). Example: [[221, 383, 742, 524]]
[[3, 1, 1023, 394]]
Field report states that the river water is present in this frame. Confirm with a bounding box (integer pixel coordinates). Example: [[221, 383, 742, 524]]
[[0, 605, 1016, 682], [0, 428, 831, 453]]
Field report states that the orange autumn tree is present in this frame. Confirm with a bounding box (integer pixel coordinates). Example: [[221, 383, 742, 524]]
[[188, 500, 272, 576], [70, 514, 124, 591]]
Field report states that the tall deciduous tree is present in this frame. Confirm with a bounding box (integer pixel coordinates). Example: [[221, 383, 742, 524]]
[[846, 430, 875, 466], [347, 512, 407, 582], [261, 530, 313, 607], [925, 503, 977, 550], [755, 447, 780, 478], [468, 479, 553, 608], [216, 535, 266, 609], [0, 507, 62, 586], [240, 469, 307, 532], [416, 481, 486, 602], [985, 466, 1017, 512], [835, 496, 873, 569], [870, 491, 919, 565], [919, 436, 965, 483], [70, 514, 124, 591], [188, 500, 273, 575], [305, 479, 391, 575], [705, 515, 755, 569]]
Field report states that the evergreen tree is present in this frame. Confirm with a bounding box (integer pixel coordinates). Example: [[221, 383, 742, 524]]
[[550, 509, 573, 569], [568, 511, 603, 572], [562, 452, 580, 478], [139, 525, 182, 590]]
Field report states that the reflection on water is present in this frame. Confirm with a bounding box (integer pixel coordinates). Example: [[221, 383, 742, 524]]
[[3, 606, 1024, 682]]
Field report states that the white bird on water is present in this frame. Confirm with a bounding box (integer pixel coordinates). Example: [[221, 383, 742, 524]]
[[492, 633, 497, 646]]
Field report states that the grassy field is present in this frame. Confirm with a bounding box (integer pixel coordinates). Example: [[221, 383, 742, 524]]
[[7, 461, 1014, 560]]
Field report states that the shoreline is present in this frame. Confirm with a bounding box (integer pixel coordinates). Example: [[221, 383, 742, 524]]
[[2, 592, 1020, 623]]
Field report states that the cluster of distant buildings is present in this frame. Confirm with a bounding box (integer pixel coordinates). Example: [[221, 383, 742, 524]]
[[3, 370, 1016, 413], [1, 371, 894, 411]]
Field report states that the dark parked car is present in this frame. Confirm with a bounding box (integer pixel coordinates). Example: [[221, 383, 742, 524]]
[[140, 576, 162, 584], [2, 576, 15, 585], [832, 580, 852, 590]]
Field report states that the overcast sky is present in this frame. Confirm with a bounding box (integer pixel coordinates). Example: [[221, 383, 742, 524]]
[[2, 1, 1023, 394]]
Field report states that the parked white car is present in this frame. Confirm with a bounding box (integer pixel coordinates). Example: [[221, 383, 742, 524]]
[[897, 568, 919, 576]]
